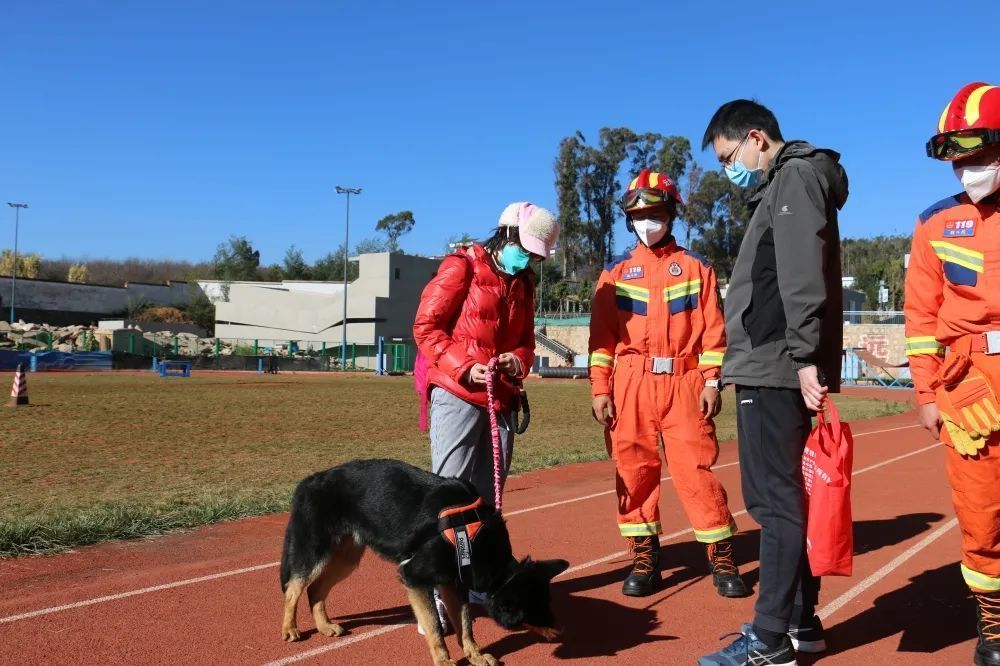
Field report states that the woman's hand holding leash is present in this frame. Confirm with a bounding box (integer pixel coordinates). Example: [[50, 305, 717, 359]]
[[496, 352, 521, 376], [467, 363, 490, 385]]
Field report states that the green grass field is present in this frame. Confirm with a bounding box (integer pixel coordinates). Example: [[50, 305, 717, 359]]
[[0, 373, 911, 557]]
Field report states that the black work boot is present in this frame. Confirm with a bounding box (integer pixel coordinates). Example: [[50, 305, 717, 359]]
[[706, 538, 749, 598], [622, 536, 661, 597], [975, 592, 1000, 666]]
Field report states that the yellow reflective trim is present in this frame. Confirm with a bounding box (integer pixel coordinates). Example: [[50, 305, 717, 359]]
[[962, 564, 1000, 591], [619, 522, 661, 537], [664, 279, 702, 300], [589, 352, 613, 368], [694, 521, 737, 544], [905, 337, 944, 356], [966, 86, 999, 126], [699, 351, 724, 366], [930, 241, 984, 272], [615, 282, 650, 302], [905, 348, 945, 357]]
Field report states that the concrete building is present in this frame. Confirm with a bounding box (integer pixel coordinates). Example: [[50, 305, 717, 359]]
[[209, 252, 441, 361], [0, 275, 191, 325]]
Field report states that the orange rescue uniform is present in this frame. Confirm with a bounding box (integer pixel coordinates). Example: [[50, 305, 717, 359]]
[[905, 193, 1000, 592], [589, 240, 737, 542]]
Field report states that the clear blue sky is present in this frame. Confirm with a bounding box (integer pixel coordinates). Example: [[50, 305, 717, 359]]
[[3, 1, 998, 266]]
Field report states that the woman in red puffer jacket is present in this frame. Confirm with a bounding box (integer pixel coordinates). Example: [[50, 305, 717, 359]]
[[414, 202, 559, 508]]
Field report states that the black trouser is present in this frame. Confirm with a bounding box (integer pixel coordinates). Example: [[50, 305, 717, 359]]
[[736, 385, 821, 634]]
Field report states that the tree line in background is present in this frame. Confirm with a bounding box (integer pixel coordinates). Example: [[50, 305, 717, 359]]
[[536, 126, 910, 315], [0, 139, 911, 316]]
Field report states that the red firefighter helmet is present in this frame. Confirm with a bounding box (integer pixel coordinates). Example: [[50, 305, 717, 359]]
[[620, 169, 684, 227], [927, 82, 1000, 161]]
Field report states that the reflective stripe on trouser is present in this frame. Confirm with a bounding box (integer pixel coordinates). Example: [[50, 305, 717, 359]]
[[606, 359, 736, 542], [941, 354, 1000, 591], [944, 356, 1000, 592]]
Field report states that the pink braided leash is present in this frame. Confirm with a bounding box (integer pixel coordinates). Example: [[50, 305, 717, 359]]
[[485, 357, 503, 513]]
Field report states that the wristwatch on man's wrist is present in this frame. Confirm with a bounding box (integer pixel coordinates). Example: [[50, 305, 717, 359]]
[[705, 379, 721, 390]]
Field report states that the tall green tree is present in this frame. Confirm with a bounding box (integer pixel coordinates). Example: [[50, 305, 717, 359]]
[[282, 245, 311, 280], [375, 211, 416, 251], [212, 236, 261, 281], [683, 171, 751, 280], [553, 136, 583, 278]]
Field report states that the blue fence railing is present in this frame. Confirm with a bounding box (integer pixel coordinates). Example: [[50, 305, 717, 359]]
[[0, 350, 113, 372]]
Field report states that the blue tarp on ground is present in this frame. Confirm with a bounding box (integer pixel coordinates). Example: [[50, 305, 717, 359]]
[[0, 350, 112, 371]]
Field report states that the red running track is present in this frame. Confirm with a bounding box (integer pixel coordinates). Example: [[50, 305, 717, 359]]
[[0, 407, 973, 665]]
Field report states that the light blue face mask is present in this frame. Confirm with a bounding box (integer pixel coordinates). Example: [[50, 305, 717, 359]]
[[499, 243, 531, 274], [724, 135, 763, 189]]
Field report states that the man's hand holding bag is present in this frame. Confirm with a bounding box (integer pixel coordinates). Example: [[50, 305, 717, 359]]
[[802, 399, 854, 577]]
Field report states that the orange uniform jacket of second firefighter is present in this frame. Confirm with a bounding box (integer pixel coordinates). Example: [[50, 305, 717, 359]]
[[589, 241, 725, 391]]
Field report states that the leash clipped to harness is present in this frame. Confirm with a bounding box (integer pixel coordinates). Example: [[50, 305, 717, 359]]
[[485, 357, 504, 513]]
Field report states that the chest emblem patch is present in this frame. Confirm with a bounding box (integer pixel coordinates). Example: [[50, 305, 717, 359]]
[[943, 219, 976, 238], [668, 262, 683, 277], [622, 266, 644, 280]]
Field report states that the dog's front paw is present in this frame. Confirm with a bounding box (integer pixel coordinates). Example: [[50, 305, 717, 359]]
[[317, 622, 346, 637], [433, 660, 457, 666], [468, 652, 498, 666], [282, 626, 302, 642]]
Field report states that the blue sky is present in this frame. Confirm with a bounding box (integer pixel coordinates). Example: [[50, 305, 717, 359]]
[[3, 1, 999, 266]]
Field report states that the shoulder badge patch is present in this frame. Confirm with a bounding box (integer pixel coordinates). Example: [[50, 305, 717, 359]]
[[622, 265, 644, 280], [943, 219, 976, 238]]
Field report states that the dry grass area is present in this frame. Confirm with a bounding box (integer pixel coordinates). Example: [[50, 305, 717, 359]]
[[0, 372, 911, 556]]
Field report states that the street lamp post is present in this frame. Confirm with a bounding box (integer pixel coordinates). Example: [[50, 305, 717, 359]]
[[334, 186, 361, 370], [6, 203, 27, 324], [537, 247, 557, 316]]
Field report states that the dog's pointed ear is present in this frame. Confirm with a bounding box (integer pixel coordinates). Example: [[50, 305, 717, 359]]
[[536, 559, 569, 580]]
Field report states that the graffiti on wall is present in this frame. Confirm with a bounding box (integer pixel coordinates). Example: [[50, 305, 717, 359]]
[[858, 334, 889, 360]]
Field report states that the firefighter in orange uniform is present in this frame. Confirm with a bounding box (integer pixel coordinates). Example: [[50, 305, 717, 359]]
[[905, 82, 1000, 666], [589, 169, 748, 598]]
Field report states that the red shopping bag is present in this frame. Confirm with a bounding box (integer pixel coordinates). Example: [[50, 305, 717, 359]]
[[801, 399, 854, 576]]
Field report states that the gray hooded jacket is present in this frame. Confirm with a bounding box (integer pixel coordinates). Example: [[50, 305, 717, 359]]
[[722, 141, 848, 391]]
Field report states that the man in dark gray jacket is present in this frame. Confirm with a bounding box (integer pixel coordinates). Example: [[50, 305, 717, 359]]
[[697, 100, 847, 666]]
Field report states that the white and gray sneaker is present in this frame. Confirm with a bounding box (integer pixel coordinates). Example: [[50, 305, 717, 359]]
[[416, 590, 452, 636], [788, 615, 826, 653]]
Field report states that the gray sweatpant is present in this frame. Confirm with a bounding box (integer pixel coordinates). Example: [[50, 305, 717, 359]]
[[429, 386, 514, 508]]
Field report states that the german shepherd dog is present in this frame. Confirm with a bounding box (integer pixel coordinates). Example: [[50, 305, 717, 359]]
[[280, 459, 569, 665]]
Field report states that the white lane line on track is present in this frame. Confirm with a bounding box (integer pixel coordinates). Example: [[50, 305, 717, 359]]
[[504, 424, 921, 519], [0, 424, 933, 631], [260, 436, 943, 665], [505, 461, 741, 518], [262, 624, 409, 666], [818, 516, 958, 621], [0, 563, 278, 625]]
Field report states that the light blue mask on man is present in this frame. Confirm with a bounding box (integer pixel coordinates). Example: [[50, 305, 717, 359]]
[[724, 135, 764, 189], [499, 243, 531, 274]]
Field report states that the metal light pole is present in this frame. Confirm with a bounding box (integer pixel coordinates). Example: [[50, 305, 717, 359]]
[[334, 186, 361, 370], [6, 203, 27, 324], [537, 247, 557, 316]]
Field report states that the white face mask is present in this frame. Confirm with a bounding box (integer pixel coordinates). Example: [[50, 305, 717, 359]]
[[955, 163, 1000, 203], [632, 218, 668, 247]]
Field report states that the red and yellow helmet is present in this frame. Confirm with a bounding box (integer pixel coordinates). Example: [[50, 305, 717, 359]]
[[927, 82, 1000, 161], [620, 169, 684, 217]]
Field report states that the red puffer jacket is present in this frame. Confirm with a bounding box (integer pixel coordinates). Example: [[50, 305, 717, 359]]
[[413, 244, 535, 411]]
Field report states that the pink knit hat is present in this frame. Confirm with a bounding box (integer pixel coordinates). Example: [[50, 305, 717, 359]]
[[498, 202, 559, 257]]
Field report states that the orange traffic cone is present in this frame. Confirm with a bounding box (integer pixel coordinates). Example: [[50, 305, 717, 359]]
[[9, 363, 28, 407]]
